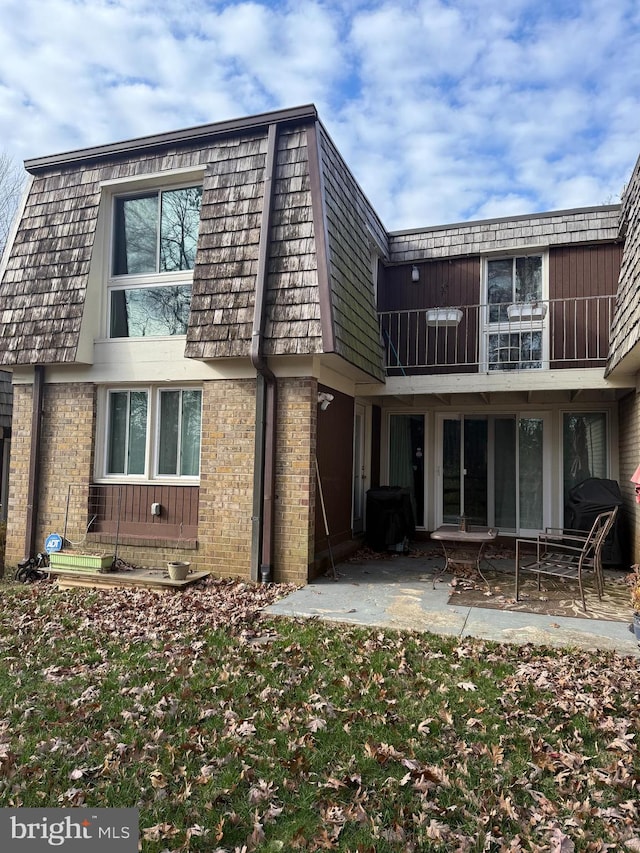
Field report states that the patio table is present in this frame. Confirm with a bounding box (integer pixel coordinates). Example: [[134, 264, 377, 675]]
[[430, 524, 497, 589]]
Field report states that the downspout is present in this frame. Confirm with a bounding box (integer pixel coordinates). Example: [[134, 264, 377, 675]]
[[25, 365, 45, 558], [251, 122, 279, 583]]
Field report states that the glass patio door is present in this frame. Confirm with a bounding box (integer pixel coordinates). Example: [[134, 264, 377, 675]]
[[388, 414, 425, 527], [439, 414, 546, 533]]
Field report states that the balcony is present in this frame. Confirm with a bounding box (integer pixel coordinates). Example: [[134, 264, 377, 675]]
[[379, 295, 615, 376]]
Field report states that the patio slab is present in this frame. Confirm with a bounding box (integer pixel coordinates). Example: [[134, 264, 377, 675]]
[[266, 553, 640, 656]]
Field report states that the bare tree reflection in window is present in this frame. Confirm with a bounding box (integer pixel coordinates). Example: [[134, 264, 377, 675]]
[[110, 285, 191, 337], [160, 187, 202, 272]]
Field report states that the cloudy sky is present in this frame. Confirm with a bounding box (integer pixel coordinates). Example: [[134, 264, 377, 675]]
[[1, 0, 639, 230]]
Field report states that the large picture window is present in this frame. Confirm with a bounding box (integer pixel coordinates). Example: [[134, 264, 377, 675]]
[[484, 253, 547, 371], [104, 387, 202, 480], [109, 185, 202, 338], [113, 186, 202, 275], [487, 255, 542, 322]]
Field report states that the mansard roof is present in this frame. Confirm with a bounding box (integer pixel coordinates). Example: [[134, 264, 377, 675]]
[[0, 105, 386, 380]]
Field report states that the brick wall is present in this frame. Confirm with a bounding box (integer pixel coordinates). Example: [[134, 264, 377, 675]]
[[619, 389, 640, 566], [5, 382, 95, 570], [196, 376, 318, 583], [5, 384, 33, 568], [273, 377, 317, 584], [5, 377, 319, 583], [198, 378, 256, 579]]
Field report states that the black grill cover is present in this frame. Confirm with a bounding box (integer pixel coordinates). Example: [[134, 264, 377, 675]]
[[564, 477, 626, 566], [365, 487, 415, 551]]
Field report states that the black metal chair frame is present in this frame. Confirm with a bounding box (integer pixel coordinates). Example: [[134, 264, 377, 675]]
[[514, 507, 618, 612]]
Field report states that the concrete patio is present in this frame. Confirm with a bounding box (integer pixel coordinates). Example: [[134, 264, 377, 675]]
[[267, 551, 640, 656]]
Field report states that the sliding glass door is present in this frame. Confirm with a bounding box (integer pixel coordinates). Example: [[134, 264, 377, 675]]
[[439, 414, 546, 533]]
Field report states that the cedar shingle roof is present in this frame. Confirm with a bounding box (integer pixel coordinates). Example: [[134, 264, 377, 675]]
[[0, 105, 386, 380], [389, 206, 621, 262], [2, 104, 625, 383], [607, 154, 640, 375]]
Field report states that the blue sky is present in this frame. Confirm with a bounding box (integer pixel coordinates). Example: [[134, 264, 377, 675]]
[[1, 0, 639, 230]]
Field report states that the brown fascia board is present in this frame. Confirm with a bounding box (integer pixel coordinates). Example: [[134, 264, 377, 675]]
[[388, 204, 623, 238], [24, 104, 319, 173]]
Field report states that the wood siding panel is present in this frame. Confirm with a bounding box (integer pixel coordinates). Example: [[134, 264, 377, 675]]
[[264, 128, 322, 356], [549, 244, 621, 368], [379, 258, 480, 374], [379, 258, 481, 311], [317, 125, 387, 381], [314, 386, 354, 552], [89, 484, 199, 540]]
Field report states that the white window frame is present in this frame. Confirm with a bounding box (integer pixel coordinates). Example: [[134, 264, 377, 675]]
[[102, 170, 204, 341], [480, 251, 549, 372], [95, 385, 202, 484]]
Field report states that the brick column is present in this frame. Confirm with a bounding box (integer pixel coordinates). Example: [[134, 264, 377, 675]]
[[273, 377, 317, 584], [198, 378, 257, 579]]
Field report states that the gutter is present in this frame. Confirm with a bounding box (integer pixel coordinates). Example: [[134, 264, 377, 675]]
[[250, 122, 279, 583], [24, 365, 45, 558], [25, 104, 318, 173]]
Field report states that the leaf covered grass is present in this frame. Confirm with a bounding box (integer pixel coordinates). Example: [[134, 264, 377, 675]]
[[0, 576, 638, 852]]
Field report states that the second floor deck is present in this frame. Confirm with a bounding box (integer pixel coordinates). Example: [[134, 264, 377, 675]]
[[379, 295, 616, 377]]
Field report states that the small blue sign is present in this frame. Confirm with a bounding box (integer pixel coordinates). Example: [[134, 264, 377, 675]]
[[44, 533, 63, 554]]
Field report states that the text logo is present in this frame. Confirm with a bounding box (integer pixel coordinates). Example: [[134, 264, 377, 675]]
[[0, 809, 138, 852]]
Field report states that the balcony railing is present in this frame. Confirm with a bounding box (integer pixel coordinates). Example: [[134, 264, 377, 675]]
[[379, 295, 615, 376]]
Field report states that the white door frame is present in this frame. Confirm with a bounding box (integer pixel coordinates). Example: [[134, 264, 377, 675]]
[[352, 402, 369, 534], [434, 411, 552, 534]]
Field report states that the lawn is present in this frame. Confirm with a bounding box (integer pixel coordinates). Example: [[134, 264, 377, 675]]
[[0, 575, 638, 852]]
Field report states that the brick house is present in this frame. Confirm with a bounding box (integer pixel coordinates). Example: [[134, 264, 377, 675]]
[[0, 104, 639, 582]]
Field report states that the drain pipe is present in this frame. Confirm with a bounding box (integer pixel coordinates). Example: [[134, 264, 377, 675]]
[[25, 365, 45, 558], [251, 122, 279, 583]]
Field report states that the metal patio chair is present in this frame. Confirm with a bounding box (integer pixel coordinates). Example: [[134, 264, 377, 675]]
[[515, 507, 618, 611]]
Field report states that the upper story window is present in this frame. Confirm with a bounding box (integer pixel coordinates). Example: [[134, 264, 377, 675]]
[[487, 255, 542, 322], [109, 185, 202, 338], [484, 254, 547, 371]]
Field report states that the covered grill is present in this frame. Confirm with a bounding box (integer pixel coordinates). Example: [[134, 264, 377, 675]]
[[365, 487, 415, 552], [564, 478, 626, 566]]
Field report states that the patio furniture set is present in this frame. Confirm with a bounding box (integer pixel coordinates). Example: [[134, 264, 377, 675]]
[[430, 506, 619, 612]]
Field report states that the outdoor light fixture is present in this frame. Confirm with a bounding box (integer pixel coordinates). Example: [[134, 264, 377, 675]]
[[317, 392, 334, 411], [411, 265, 420, 282]]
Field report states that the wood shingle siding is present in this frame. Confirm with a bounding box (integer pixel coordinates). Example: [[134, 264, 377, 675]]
[[607, 153, 640, 375], [0, 107, 388, 378], [0, 167, 101, 364], [186, 133, 269, 359], [389, 207, 621, 262], [0, 137, 248, 365], [264, 128, 322, 356], [315, 125, 387, 381]]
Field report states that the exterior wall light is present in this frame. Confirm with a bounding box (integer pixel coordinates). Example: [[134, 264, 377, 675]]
[[318, 392, 334, 411], [411, 265, 420, 282]]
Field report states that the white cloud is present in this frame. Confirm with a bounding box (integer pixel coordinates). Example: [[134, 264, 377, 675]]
[[0, 0, 639, 228]]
